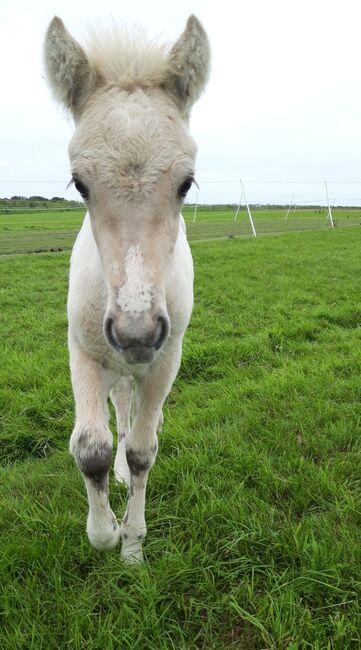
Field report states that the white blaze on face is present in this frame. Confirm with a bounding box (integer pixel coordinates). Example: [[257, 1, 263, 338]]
[[116, 245, 154, 314]]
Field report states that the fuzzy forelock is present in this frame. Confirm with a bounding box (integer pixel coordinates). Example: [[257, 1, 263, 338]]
[[85, 25, 170, 87]]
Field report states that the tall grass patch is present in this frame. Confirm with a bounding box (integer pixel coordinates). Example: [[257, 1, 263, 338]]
[[0, 229, 360, 648]]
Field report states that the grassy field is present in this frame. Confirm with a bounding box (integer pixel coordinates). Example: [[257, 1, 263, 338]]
[[0, 206, 360, 254], [0, 228, 361, 648]]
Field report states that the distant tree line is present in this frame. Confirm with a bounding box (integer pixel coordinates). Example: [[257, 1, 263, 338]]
[[1, 197, 360, 215], [0, 196, 84, 213]]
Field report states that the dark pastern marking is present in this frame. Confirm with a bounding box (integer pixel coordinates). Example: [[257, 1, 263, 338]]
[[75, 435, 112, 485], [126, 447, 151, 476]]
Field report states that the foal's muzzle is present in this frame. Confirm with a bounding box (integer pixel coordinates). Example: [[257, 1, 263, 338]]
[[104, 313, 169, 363]]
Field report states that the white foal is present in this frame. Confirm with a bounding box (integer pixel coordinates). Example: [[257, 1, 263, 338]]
[[44, 15, 210, 562]]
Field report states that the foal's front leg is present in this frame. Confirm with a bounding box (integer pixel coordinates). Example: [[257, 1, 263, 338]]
[[111, 378, 164, 488], [111, 376, 133, 487], [121, 341, 182, 563], [69, 342, 121, 550]]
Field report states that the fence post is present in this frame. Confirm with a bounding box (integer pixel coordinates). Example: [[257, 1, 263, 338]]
[[234, 192, 244, 221], [325, 181, 335, 228], [240, 179, 257, 237], [285, 194, 295, 219]]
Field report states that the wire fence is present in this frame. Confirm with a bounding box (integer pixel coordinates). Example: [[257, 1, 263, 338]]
[[186, 214, 360, 242], [1, 178, 361, 254]]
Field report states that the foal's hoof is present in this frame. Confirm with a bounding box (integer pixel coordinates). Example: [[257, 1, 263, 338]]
[[121, 540, 144, 564], [87, 513, 121, 551], [121, 523, 145, 564]]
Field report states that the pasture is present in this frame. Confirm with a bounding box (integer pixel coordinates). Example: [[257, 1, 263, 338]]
[[0, 206, 360, 254], [0, 227, 360, 648]]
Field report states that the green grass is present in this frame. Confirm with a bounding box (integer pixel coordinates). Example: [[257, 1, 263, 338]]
[[1, 207, 360, 254], [0, 229, 360, 648]]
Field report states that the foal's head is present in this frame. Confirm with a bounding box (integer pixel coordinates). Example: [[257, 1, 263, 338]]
[[45, 16, 210, 364]]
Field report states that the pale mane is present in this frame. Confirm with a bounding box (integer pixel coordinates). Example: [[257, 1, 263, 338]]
[[85, 26, 171, 87]]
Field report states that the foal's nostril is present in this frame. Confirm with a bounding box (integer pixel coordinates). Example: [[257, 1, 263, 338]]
[[105, 316, 123, 350], [153, 315, 169, 350]]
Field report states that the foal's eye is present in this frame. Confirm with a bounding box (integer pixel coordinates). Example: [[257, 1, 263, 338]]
[[178, 177, 194, 198], [74, 178, 89, 201]]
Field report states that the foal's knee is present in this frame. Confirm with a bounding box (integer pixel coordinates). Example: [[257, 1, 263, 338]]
[[70, 426, 112, 485]]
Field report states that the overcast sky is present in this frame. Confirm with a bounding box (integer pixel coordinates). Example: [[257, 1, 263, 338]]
[[2, 0, 361, 206]]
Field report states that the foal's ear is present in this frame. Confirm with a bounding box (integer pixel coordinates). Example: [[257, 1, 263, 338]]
[[44, 17, 101, 118], [164, 15, 210, 119]]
